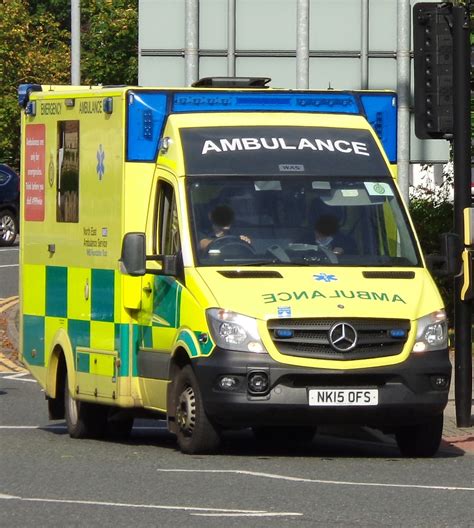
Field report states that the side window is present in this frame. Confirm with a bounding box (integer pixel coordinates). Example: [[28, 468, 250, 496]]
[[157, 181, 181, 255], [57, 120, 79, 223]]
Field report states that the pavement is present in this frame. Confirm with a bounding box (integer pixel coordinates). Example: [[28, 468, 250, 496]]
[[1, 298, 472, 455]]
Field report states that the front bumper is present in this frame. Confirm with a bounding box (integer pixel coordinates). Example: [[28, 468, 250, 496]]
[[192, 348, 451, 429]]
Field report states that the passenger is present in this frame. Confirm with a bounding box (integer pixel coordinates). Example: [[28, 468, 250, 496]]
[[199, 204, 251, 251]]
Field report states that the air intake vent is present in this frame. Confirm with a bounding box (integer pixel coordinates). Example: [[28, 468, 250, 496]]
[[192, 77, 271, 88], [218, 270, 283, 279], [363, 271, 415, 279]]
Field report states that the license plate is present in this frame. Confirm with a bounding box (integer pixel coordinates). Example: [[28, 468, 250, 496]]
[[308, 388, 378, 407]]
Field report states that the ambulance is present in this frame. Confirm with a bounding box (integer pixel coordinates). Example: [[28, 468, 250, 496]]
[[18, 78, 451, 456]]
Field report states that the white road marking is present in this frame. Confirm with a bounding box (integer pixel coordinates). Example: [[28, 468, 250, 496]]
[[0, 425, 167, 431], [0, 264, 19, 268], [0, 493, 301, 517], [0, 248, 18, 252], [191, 512, 302, 517], [157, 469, 474, 493], [0, 425, 65, 430], [0, 372, 36, 382]]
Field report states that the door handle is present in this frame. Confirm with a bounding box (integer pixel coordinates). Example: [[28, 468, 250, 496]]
[[143, 284, 152, 295]]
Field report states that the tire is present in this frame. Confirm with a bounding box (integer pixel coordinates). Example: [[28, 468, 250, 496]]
[[64, 381, 107, 439], [395, 414, 444, 458], [253, 426, 316, 447], [0, 209, 17, 246], [173, 365, 220, 454]]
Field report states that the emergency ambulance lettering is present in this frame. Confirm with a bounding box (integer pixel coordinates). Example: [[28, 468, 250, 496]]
[[277, 292, 292, 301], [315, 139, 335, 152], [392, 294, 406, 304], [201, 137, 371, 155], [260, 137, 280, 149], [262, 289, 405, 304], [278, 138, 297, 150], [40, 102, 62, 115], [339, 290, 356, 299], [357, 291, 371, 300], [293, 291, 309, 301], [311, 290, 326, 299], [242, 138, 261, 150], [262, 293, 277, 304], [298, 138, 317, 150], [334, 140, 352, 153], [372, 292, 389, 302], [353, 141, 370, 156], [220, 138, 243, 151], [79, 100, 103, 114]]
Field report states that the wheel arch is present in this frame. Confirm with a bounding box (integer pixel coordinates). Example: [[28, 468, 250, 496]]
[[166, 345, 192, 431], [46, 328, 75, 398]]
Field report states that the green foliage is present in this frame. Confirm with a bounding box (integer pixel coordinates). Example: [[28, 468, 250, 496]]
[[81, 0, 138, 86], [409, 197, 454, 323], [0, 0, 138, 170], [0, 0, 70, 168]]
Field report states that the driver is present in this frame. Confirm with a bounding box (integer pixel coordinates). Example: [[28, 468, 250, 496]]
[[311, 214, 355, 255], [199, 204, 251, 251]]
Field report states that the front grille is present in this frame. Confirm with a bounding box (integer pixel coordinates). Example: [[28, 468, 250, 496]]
[[267, 318, 410, 360]]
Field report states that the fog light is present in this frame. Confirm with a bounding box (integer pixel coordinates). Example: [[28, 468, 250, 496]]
[[431, 375, 449, 390], [218, 376, 239, 391], [248, 371, 269, 394]]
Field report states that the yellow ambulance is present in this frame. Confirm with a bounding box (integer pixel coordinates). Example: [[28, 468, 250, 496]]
[[18, 78, 451, 456]]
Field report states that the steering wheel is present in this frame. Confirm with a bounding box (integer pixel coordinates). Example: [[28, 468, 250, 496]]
[[206, 235, 256, 256]]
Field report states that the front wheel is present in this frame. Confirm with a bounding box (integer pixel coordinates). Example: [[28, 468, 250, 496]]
[[173, 365, 220, 454], [64, 382, 107, 439], [395, 414, 443, 457]]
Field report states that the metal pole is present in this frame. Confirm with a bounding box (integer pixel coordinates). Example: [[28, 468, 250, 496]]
[[452, 4, 472, 428], [71, 0, 81, 85], [396, 0, 411, 203], [227, 0, 236, 77], [296, 0, 309, 89], [361, 0, 369, 89], [185, 0, 199, 86]]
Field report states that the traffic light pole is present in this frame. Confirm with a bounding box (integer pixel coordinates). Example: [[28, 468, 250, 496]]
[[452, 4, 473, 427]]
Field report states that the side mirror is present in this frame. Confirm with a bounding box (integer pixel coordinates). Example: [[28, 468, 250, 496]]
[[120, 232, 146, 276]]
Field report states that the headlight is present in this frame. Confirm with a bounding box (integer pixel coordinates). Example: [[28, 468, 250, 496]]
[[206, 308, 267, 353], [413, 310, 448, 352]]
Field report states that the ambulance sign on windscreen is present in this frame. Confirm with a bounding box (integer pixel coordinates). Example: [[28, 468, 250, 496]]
[[24, 124, 46, 221], [181, 126, 390, 177]]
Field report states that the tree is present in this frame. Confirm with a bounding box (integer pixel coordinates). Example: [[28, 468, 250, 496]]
[[0, 0, 138, 169], [0, 0, 70, 168], [81, 0, 138, 86]]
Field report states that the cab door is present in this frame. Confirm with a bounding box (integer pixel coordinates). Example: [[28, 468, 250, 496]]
[[137, 173, 183, 410]]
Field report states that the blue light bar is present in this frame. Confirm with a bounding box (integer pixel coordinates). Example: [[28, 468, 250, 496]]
[[125, 90, 398, 163], [127, 92, 168, 161], [360, 94, 397, 164], [172, 92, 359, 114]]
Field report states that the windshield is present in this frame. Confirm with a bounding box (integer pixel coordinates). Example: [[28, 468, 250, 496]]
[[187, 177, 421, 268]]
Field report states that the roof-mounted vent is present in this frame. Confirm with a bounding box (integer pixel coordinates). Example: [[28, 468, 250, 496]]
[[191, 77, 271, 89]]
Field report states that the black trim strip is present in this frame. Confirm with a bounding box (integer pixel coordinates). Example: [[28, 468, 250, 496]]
[[137, 349, 171, 380]]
